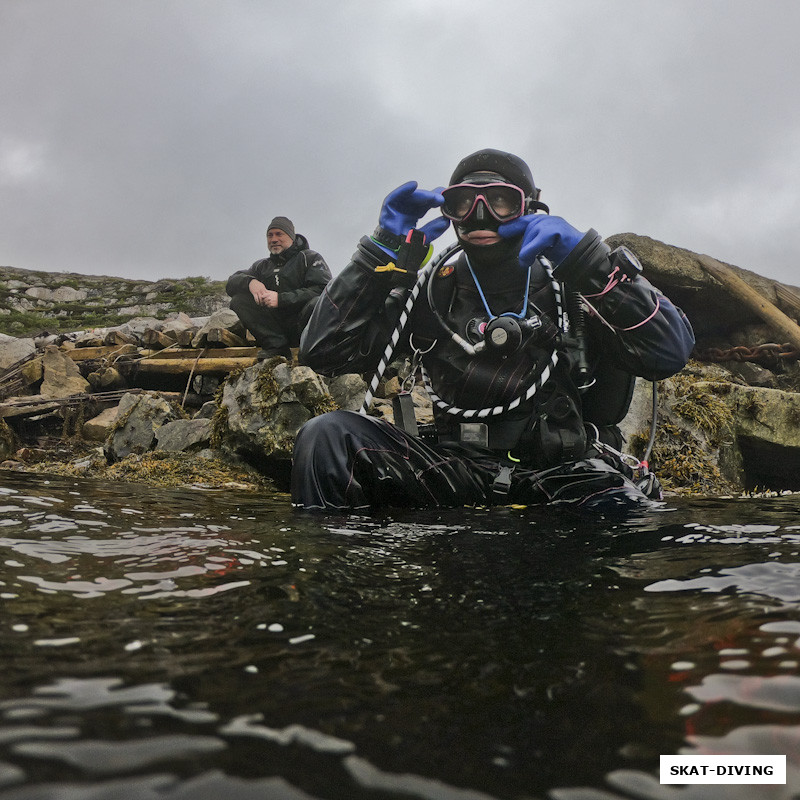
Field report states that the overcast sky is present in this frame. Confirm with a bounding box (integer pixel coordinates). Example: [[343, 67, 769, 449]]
[[2, 0, 799, 287]]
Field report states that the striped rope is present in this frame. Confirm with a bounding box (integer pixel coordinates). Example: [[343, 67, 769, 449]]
[[361, 249, 568, 421], [420, 349, 560, 418], [420, 262, 567, 419], [360, 242, 461, 414]]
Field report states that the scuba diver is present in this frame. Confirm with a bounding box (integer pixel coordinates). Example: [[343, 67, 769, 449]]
[[292, 148, 695, 512]]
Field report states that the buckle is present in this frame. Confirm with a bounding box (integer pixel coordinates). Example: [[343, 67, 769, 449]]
[[492, 464, 515, 498]]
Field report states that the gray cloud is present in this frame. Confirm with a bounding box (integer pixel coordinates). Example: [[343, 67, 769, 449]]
[[2, 0, 799, 286]]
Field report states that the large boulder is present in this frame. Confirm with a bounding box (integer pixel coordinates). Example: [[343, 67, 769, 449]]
[[103, 392, 185, 463], [605, 232, 800, 345], [214, 358, 336, 487], [619, 363, 800, 495]]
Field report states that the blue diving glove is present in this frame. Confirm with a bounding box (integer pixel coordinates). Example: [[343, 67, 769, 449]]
[[378, 181, 451, 244], [498, 214, 585, 268]]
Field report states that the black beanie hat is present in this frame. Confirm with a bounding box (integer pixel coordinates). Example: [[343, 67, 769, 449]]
[[267, 216, 295, 239], [449, 148, 537, 197]]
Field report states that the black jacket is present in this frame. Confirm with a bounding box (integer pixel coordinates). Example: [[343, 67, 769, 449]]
[[226, 234, 331, 312], [300, 231, 695, 467]]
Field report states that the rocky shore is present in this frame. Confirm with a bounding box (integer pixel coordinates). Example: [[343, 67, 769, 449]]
[[2, 234, 800, 499]]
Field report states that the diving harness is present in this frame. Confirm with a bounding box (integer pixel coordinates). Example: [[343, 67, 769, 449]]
[[360, 238, 659, 494]]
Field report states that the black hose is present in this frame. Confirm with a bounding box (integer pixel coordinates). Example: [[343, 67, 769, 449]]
[[643, 380, 658, 464]]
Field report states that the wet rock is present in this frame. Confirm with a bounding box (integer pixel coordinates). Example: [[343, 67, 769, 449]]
[[725, 384, 800, 447], [39, 345, 90, 398], [619, 363, 800, 495], [155, 418, 212, 453], [104, 392, 184, 463]]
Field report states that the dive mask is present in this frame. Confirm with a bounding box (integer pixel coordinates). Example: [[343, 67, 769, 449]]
[[441, 183, 526, 224]]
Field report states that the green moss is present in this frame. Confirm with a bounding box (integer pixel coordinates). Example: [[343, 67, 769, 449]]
[[648, 421, 732, 495], [669, 373, 734, 441], [209, 388, 230, 450], [25, 450, 274, 490]]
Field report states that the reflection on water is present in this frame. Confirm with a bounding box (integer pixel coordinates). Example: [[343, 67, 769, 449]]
[[0, 470, 799, 799]]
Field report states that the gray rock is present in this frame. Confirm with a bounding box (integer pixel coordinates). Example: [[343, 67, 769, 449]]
[[722, 361, 776, 388], [103, 392, 184, 463], [117, 317, 165, 336], [216, 359, 334, 483], [619, 377, 657, 452], [155, 418, 212, 453], [326, 373, 368, 412], [0, 336, 36, 371]]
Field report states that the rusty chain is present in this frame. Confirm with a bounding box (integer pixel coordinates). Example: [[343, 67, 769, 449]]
[[694, 342, 800, 364]]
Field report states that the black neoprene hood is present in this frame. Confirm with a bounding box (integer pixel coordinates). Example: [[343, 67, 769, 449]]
[[449, 148, 537, 197]]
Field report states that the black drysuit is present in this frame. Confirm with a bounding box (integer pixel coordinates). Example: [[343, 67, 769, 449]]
[[293, 231, 695, 512], [226, 234, 331, 354]]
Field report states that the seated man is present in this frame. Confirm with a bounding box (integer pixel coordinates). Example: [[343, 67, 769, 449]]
[[292, 149, 695, 512], [226, 216, 331, 358]]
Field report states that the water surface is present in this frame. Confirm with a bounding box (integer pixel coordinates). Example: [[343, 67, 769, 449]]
[[0, 471, 799, 799]]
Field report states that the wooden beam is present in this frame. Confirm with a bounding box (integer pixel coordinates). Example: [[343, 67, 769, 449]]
[[142, 329, 177, 349], [136, 356, 256, 375], [138, 347, 258, 359], [67, 345, 139, 361], [207, 328, 248, 347], [697, 254, 800, 351], [177, 328, 198, 347]]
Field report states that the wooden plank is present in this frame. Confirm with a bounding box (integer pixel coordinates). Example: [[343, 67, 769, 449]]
[[138, 347, 258, 359], [136, 356, 256, 375], [698, 254, 800, 351], [67, 345, 139, 361], [0, 398, 65, 420]]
